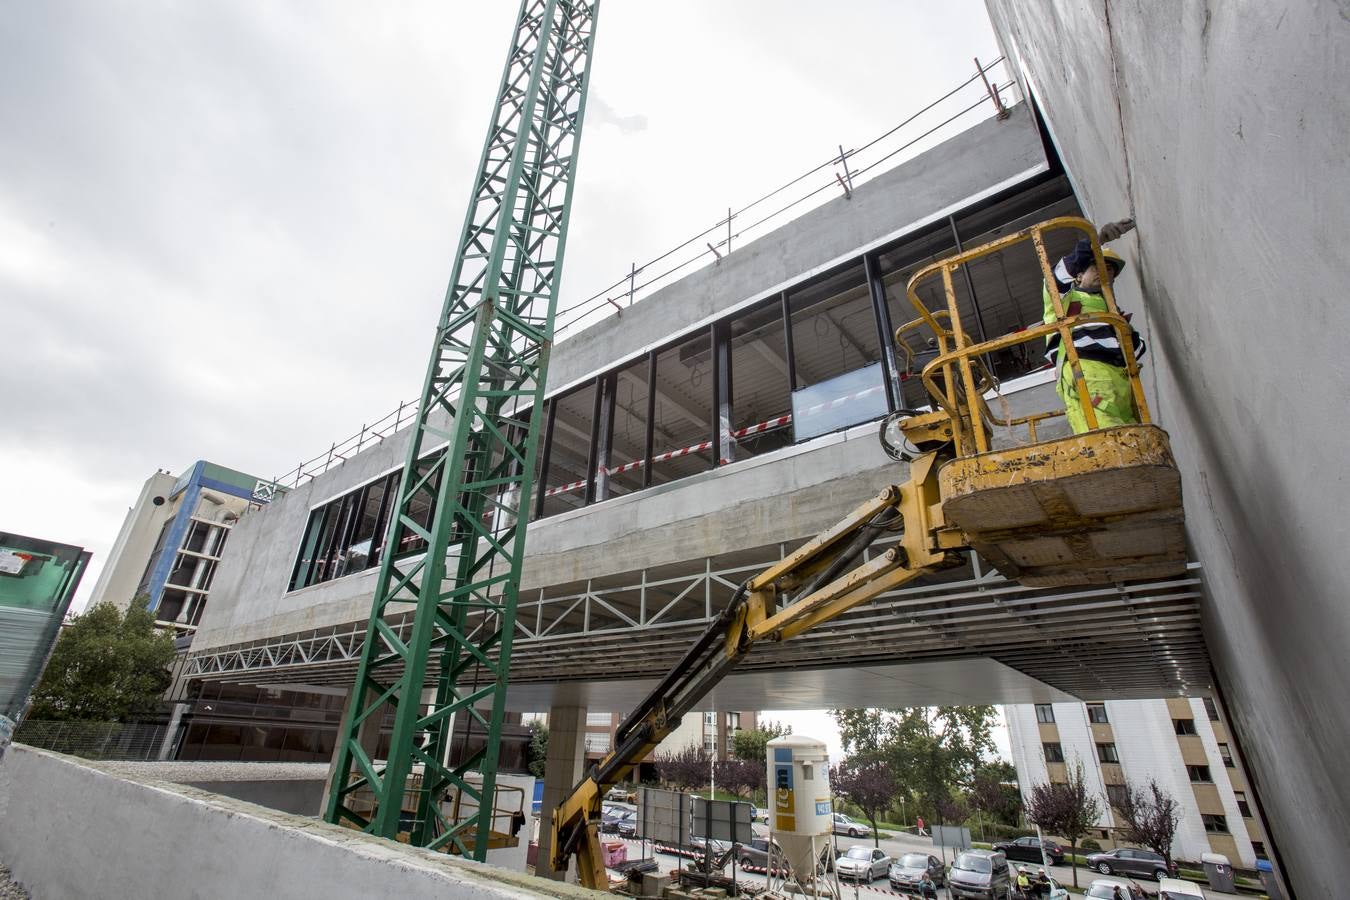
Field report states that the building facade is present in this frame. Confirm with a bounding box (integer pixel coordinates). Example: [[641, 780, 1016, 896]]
[[86, 461, 276, 633], [1005, 698, 1267, 866]]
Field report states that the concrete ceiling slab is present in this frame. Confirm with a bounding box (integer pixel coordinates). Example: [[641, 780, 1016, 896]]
[[499, 657, 1077, 714]]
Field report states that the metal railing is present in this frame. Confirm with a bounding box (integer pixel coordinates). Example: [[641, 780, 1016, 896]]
[[264, 58, 1015, 493], [17, 719, 172, 761]]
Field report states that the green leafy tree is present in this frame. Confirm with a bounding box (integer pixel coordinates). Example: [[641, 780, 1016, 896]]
[[831, 706, 998, 823], [731, 720, 791, 764], [1024, 760, 1103, 888], [527, 721, 549, 778], [28, 601, 176, 722]]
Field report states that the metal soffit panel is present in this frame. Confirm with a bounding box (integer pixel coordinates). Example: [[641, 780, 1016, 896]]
[[185, 543, 1211, 706]]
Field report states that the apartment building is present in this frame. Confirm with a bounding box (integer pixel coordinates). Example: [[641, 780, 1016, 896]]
[[1005, 698, 1267, 866]]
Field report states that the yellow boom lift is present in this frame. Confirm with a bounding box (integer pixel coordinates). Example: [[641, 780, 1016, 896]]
[[550, 217, 1186, 889]]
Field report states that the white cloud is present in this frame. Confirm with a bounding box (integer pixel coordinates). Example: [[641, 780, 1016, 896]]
[[0, 1, 999, 616]]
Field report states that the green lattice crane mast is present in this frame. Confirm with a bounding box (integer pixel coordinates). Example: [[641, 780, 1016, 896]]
[[323, 0, 599, 859]]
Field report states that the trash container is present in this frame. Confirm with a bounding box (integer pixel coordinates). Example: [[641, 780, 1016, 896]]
[[1201, 852, 1235, 893], [1256, 858, 1284, 900]]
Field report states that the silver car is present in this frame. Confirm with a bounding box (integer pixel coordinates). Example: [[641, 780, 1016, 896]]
[[836, 845, 891, 882], [832, 813, 872, 838], [890, 852, 946, 891]]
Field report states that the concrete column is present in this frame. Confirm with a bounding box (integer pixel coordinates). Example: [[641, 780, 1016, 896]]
[[533, 703, 587, 882]]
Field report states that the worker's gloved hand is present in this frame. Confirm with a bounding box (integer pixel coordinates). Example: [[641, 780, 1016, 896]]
[[1098, 218, 1135, 243]]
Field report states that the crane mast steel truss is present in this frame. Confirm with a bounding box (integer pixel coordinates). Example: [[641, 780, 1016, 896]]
[[324, 0, 598, 859]]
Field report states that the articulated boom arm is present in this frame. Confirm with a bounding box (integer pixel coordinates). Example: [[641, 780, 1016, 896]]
[[550, 452, 965, 889]]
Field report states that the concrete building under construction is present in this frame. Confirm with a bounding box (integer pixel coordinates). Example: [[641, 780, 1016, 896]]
[[2, 3, 1347, 898]]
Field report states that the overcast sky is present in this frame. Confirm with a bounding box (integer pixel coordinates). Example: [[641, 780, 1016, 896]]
[[1, 1, 1010, 757]]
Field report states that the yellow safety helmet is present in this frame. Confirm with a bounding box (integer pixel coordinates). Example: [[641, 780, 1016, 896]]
[[1101, 248, 1126, 275]]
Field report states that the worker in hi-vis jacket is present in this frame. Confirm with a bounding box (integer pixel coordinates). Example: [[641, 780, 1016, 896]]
[[1042, 218, 1146, 433]]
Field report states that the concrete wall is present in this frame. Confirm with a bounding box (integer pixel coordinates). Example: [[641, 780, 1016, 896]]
[[193, 104, 1054, 653], [0, 745, 587, 900], [984, 3, 1350, 895]]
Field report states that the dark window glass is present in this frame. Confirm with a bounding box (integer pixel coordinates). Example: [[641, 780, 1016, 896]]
[[606, 359, 649, 498], [1087, 703, 1109, 724], [1202, 814, 1228, 834], [290, 506, 327, 590], [650, 332, 713, 481], [1174, 718, 1197, 736], [1043, 742, 1064, 763], [1251, 841, 1265, 858], [1188, 764, 1212, 783], [1105, 783, 1128, 809], [398, 458, 443, 556], [1234, 791, 1252, 818], [343, 480, 386, 573], [1035, 704, 1055, 724], [540, 381, 597, 517], [1203, 697, 1221, 721], [1096, 742, 1120, 764], [1218, 743, 1235, 767], [726, 299, 793, 460]]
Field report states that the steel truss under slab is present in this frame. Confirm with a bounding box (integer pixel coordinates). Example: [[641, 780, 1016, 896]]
[[322, 0, 599, 858], [188, 542, 1210, 704]]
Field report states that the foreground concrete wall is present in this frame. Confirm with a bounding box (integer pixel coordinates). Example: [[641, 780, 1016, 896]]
[[985, 3, 1350, 895], [0, 745, 585, 900]]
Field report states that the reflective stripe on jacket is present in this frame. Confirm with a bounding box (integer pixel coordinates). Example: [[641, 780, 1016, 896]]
[[1041, 283, 1146, 370]]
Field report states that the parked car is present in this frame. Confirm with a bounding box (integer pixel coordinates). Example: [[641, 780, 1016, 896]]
[[1157, 877, 1205, 900], [994, 836, 1065, 865], [889, 852, 946, 891], [1085, 879, 1142, 899], [1086, 847, 1177, 881], [600, 808, 635, 834], [832, 813, 872, 838], [604, 786, 637, 804], [1011, 872, 1069, 899], [948, 849, 1011, 900], [734, 837, 781, 869], [836, 845, 892, 882]]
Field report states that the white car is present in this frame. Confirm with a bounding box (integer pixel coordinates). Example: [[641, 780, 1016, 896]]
[[1084, 878, 1138, 899], [1012, 871, 1069, 899], [835, 845, 891, 882], [1157, 878, 1205, 900]]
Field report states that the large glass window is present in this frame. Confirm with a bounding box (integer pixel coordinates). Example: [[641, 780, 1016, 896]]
[[787, 262, 888, 440], [607, 357, 651, 497], [726, 299, 793, 460], [540, 381, 597, 517], [288, 463, 431, 592], [651, 331, 713, 481]]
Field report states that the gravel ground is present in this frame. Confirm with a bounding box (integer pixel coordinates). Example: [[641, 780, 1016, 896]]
[[96, 760, 329, 783], [0, 863, 30, 899]]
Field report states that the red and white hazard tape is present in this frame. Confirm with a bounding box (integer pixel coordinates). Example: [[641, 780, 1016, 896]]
[[542, 383, 886, 498]]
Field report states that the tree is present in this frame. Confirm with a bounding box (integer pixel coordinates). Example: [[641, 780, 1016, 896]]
[[654, 744, 709, 791], [714, 757, 761, 800], [831, 705, 999, 824], [1024, 761, 1103, 888], [526, 722, 549, 778], [731, 720, 790, 764], [969, 761, 1022, 840], [28, 601, 176, 722], [1115, 778, 1182, 870], [831, 756, 899, 847]]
